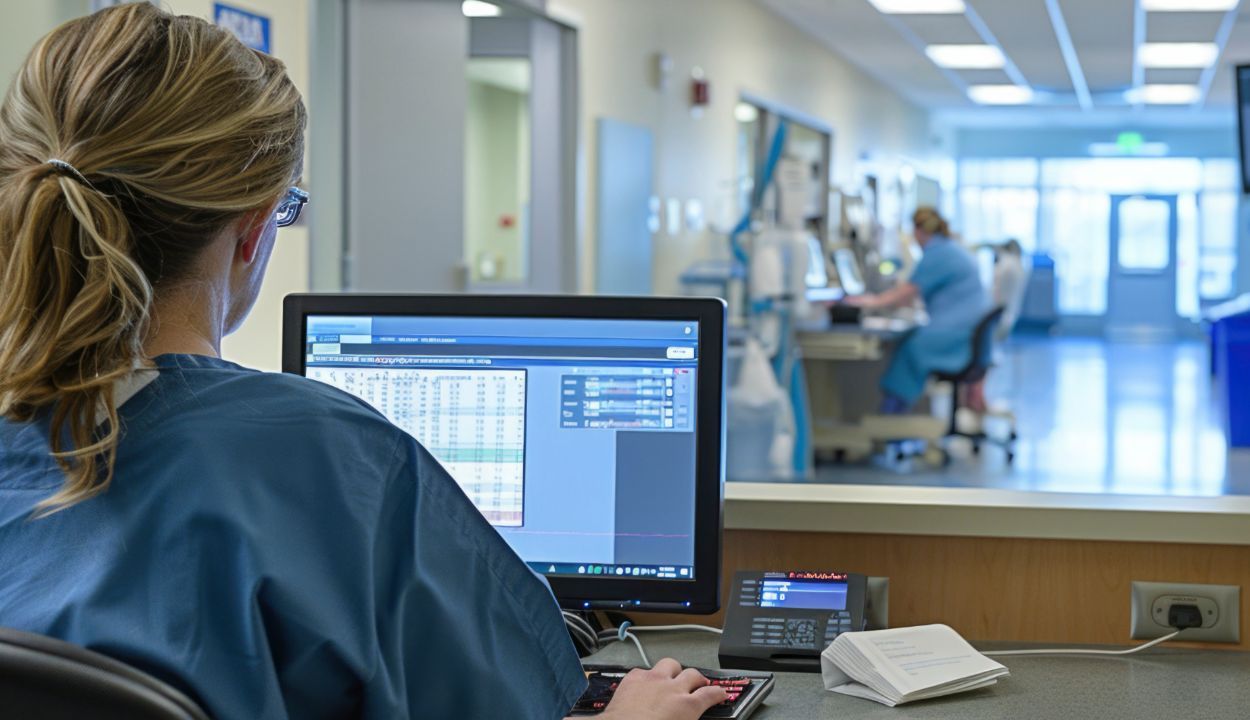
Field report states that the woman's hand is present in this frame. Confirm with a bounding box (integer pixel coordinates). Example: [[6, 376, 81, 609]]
[[597, 658, 727, 720], [842, 293, 877, 309]]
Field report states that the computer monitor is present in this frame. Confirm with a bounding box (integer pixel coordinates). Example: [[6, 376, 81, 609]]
[[282, 294, 726, 614], [833, 248, 866, 296]]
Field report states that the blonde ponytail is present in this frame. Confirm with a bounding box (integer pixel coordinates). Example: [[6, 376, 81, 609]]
[[0, 3, 306, 514], [912, 206, 950, 238]]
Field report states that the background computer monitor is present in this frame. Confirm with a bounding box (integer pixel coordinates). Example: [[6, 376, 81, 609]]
[[833, 248, 866, 296], [282, 294, 726, 614]]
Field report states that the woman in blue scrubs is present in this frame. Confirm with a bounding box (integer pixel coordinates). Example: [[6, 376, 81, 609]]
[[846, 207, 988, 412], [0, 6, 722, 719]]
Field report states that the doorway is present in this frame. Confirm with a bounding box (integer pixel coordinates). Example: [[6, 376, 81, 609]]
[[1107, 194, 1179, 340]]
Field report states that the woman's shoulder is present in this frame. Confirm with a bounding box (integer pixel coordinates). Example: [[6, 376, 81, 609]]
[[138, 354, 398, 435]]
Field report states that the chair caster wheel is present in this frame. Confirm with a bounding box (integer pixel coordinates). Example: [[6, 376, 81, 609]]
[[971, 442, 981, 456]]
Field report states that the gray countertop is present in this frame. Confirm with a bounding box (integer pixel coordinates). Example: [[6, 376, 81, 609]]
[[584, 631, 1250, 720]]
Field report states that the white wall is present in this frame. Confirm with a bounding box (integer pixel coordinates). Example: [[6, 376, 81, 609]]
[[550, 0, 938, 294], [0, 0, 312, 371]]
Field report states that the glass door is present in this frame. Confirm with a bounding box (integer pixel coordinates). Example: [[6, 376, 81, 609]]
[[1107, 194, 1179, 340]]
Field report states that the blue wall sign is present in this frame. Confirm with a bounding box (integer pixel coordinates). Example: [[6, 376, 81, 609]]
[[214, 3, 271, 54]]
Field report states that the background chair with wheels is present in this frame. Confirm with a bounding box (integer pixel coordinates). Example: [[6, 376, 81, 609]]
[[0, 626, 210, 720], [931, 305, 1018, 464]]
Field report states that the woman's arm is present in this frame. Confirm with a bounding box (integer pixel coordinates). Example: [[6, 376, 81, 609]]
[[844, 281, 919, 311]]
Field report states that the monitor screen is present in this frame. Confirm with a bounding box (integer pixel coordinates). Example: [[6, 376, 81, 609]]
[[834, 249, 866, 296], [301, 313, 701, 582], [1238, 64, 1250, 193]]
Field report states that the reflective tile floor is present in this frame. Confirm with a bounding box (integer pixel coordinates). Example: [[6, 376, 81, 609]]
[[805, 336, 1250, 497]]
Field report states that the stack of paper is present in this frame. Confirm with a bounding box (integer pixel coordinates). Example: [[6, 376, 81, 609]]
[[820, 624, 1009, 707]]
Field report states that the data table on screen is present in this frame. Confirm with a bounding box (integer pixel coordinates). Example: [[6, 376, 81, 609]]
[[308, 367, 527, 526]]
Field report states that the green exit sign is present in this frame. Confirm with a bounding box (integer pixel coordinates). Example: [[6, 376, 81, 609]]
[[1116, 132, 1145, 153]]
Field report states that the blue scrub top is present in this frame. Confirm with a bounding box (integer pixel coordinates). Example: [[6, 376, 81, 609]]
[[0, 354, 587, 719], [881, 236, 988, 403]]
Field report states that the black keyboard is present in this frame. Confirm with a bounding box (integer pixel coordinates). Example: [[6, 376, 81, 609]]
[[570, 665, 775, 719]]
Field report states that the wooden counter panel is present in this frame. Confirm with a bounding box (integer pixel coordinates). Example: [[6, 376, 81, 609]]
[[636, 529, 1250, 650]]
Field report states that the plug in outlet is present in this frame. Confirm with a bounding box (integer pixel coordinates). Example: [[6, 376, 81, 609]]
[[1130, 581, 1240, 643]]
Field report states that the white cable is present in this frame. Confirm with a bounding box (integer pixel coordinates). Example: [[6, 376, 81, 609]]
[[562, 611, 598, 639], [596, 623, 722, 666], [983, 630, 1183, 657], [565, 620, 598, 651], [625, 624, 723, 635], [623, 630, 652, 668]]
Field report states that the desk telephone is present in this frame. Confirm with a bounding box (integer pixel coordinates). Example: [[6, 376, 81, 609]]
[[718, 571, 872, 673]]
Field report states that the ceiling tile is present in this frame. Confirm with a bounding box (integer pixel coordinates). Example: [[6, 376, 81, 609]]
[[758, 0, 1238, 122], [1144, 68, 1206, 84], [1204, 65, 1236, 106], [1208, 14, 1250, 106], [1146, 12, 1226, 42], [1057, 0, 1136, 92], [893, 14, 982, 44], [954, 68, 1014, 85], [760, 0, 972, 108], [964, 0, 1071, 92]]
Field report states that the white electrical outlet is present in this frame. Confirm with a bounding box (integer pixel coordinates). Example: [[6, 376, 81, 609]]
[[1130, 581, 1240, 643]]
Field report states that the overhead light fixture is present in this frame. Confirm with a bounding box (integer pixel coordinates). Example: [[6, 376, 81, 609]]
[[1142, 0, 1236, 10], [926, 45, 1006, 70], [967, 85, 1034, 105], [1125, 84, 1201, 104], [1139, 43, 1219, 69], [462, 1, 501, 17], [868, 0, 966, 13]]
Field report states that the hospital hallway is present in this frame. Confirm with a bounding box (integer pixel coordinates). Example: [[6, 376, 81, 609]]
[[810, 335, 1250, 498]]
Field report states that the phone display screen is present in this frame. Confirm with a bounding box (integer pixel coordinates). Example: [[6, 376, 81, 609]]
[[757, 574, 849, 611]]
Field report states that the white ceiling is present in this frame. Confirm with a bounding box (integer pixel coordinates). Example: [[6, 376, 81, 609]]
[[760, 0, 1250, 128]]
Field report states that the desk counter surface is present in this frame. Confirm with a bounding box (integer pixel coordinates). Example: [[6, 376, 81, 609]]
[[585, 631, 1250, 720]]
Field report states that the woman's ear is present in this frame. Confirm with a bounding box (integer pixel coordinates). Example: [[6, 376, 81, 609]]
[[235, 207, 275, 265]]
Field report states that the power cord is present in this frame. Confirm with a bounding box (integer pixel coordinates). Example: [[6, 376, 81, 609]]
[[592, 623, 724, 669], [984, 605, 1200, 657], [983, 630, 1183, 657]]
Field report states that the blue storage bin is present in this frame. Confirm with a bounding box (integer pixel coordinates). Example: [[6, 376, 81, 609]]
[[1213, 312, 1250, 447]]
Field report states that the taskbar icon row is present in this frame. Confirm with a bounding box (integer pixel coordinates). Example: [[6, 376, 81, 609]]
[[531, 562, 693, 580]]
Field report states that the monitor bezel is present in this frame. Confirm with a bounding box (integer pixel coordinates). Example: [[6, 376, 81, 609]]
[[282, 293, 726, 615], [1237, 64, 1250, 195]]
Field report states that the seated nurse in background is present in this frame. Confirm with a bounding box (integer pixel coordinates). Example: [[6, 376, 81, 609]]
[[844, 207, 988, 412], [0, 5, 722, 719]]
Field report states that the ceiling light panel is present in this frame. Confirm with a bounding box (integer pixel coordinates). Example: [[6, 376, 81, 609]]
[[1141, 0, 1236, 10], [868, 0, 966, 13], [1125, 84, 1201, 104], [462, 1, 501, 17], [967, 85, 1034, 105], [925, 44, 1006, 69], [1139, 42, 1219, 68]]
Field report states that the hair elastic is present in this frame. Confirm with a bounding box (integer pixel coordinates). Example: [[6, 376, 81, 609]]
[[46, 158, 90, 186]]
